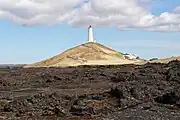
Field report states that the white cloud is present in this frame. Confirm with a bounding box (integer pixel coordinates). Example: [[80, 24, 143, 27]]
[[173, 6, 180, 13], [69, 0, 180, 32], [0, 0, 82, 26], [0, 0, 180, 31]]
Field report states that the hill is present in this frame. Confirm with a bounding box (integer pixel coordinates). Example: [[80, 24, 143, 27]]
[[149, 56, 180, 63], [25, 42, 140, 68]]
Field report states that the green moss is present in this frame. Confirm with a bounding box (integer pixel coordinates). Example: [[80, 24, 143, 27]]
[[0, 100, 9, 106], [113, 52, 123, 57], [0, 68, 10, 72], [67, 47, 73, 51]]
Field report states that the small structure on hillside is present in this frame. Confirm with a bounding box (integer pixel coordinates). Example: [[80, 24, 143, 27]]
[[124, 53, 138, 60]]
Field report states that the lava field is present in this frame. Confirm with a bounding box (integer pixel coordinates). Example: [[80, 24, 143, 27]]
[[0, 60, 180, 120]]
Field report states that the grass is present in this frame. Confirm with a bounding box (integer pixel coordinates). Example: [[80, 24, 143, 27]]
[[67, 47, 73, 51], [113, 52, 123, 58], [0, 67, 10, 72]]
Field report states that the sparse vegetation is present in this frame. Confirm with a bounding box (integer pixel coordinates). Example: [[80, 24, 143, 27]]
[[0, 67, 10, 72], [67, 47, 73, 51], [113, 52, 123, 57], [149, 58, 159, 61], [0, 100, 9, 106]]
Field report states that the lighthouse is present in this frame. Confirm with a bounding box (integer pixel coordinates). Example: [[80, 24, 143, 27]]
[[88, 25, 96, 43]]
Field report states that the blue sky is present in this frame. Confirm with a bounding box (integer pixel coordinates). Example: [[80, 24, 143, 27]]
[[0, 0, 180, 64], [151, 0, 180, 14]]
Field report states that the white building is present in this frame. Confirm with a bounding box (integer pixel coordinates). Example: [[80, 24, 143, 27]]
[[88, 25, 96, 43], [124, 53, 138, 60]]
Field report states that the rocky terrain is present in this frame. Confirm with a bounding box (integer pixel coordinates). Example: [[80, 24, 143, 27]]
[[0, 60, 180, 120]]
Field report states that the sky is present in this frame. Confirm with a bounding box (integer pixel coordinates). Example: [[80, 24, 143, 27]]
[[0, 0, 180, 64]]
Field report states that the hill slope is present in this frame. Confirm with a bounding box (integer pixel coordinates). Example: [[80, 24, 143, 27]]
[[25, 42, 139, 68], [150, 56, 180, 63]]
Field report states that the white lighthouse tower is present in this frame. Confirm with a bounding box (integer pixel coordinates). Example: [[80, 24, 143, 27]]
[[88, 25, 96, 43]]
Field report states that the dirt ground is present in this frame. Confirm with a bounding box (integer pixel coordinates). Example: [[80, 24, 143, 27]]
[[0, 60, 180, 120]]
